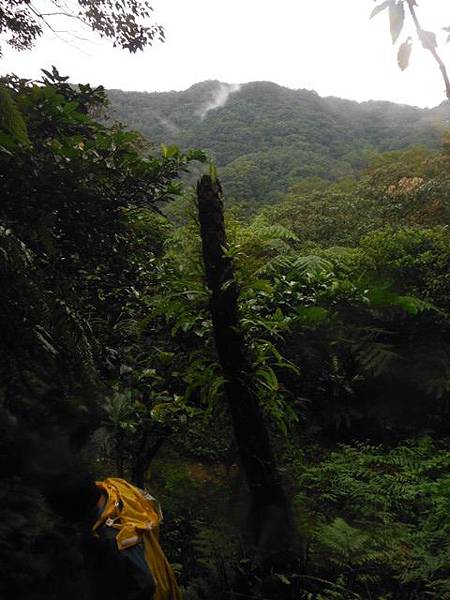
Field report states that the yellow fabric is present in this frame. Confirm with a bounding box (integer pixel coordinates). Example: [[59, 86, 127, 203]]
[[93, 477, 182, 600]]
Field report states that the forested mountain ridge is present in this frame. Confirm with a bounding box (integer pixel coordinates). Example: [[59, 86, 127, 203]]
[[108, 80, 450, 205]]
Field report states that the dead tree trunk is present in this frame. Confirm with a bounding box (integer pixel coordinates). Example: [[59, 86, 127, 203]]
[[131, 432, 167, 488], [196, 174, 295, 556]]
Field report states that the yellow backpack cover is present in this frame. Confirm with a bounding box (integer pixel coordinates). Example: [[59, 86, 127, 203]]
[[93, 477, 182, 600]]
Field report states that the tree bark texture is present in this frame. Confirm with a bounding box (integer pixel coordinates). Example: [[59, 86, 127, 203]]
[[196, 174, 294, 551]]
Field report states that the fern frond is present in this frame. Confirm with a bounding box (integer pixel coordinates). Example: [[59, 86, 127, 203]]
[[258, 254, 333, 277], [291, 255, 334, 277]]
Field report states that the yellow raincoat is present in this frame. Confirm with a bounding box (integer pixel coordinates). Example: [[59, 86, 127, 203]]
[[93, 478, 182, 600]]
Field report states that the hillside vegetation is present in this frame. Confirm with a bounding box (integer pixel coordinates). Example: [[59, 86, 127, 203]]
[[108, 80, 450, 207]]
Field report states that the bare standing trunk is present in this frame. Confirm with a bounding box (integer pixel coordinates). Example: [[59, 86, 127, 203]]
[[196, 174, 296, 556], [116, 428, 124, 477], [131, 432, 167, 488]]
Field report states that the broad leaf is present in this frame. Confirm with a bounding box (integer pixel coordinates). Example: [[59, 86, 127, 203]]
[[160, 143, 180, 158], [397, 37, 413, 70], [370, 0, 394, 20], [389, 1, 405, 44]]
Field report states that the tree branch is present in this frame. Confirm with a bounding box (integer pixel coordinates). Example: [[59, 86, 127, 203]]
[[29, 2, 88, 52], [406, 0, 450, 101]]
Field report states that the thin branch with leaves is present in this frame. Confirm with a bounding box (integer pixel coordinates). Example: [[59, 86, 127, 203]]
[[371, 0, 450, 100]]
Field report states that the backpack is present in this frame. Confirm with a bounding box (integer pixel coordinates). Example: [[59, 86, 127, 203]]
[[94, 477, 182, 600]]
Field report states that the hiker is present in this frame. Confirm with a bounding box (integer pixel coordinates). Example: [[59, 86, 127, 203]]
[[46, 474, 181, 600]]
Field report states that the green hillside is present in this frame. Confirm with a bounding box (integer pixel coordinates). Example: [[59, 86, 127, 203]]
[[108, 80, 450, 205]]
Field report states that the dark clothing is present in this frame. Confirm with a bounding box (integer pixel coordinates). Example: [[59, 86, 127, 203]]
[[83, 522, 156, 600]]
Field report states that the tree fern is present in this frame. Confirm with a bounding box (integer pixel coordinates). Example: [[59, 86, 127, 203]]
[[319, 518, 369, 567], [258, 254, 333, 277]]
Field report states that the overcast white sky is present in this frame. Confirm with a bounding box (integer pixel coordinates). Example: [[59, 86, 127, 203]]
[[1, 0, 450, 107]]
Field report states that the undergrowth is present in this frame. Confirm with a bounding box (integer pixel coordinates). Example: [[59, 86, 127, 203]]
[[167, 439, 450, 599]]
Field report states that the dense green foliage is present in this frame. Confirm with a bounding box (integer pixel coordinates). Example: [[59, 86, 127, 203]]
[[2, 68, 450, 600], [108, 80, 450, 208], [259, 144, 450, 249], [0, 69, 204, 599], [129, 133, 450, 597], [292, 439, 450, 599]]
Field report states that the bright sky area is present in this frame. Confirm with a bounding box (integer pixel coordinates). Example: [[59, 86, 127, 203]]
[[1, 0, 450, 108]]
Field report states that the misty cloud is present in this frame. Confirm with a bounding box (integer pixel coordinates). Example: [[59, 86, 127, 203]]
[[196, 83, 241, 120], [156, 115, 178, 135]]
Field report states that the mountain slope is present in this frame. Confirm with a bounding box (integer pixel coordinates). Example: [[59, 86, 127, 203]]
[[107, 81, 450, 205]]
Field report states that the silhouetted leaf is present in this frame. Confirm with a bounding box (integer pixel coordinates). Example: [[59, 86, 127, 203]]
[[397, 37, 413, 70], [420, 30, 437, 50], [389, 1, 405, 44], [370, 0, 394, 20]]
